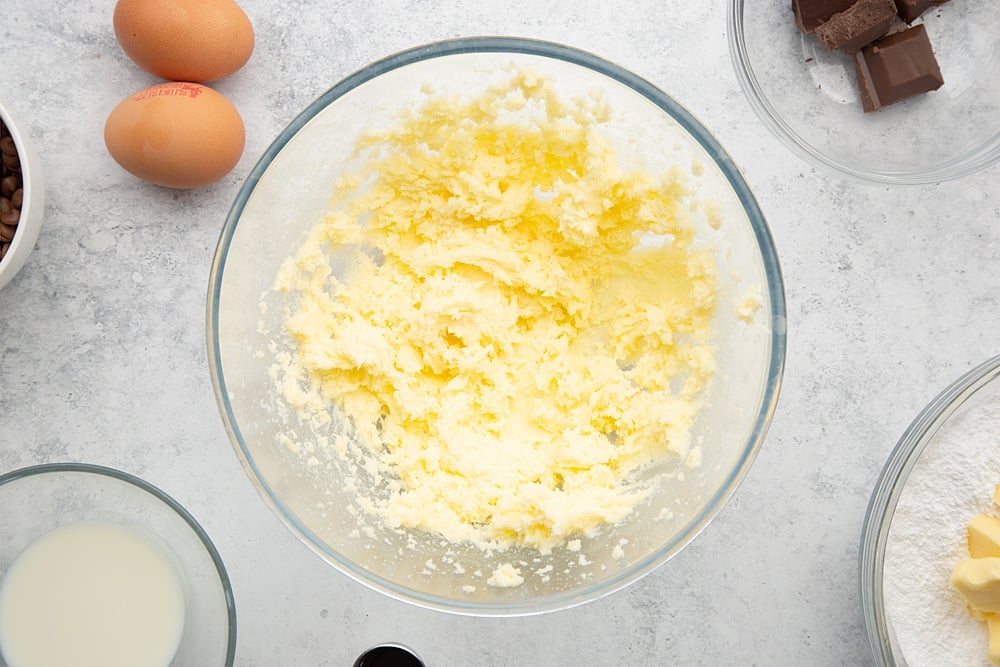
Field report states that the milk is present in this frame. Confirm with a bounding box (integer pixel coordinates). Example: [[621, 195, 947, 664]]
[[0, 521, 186, 667]]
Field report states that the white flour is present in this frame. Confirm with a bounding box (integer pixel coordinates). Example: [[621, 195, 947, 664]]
[[884, 387, 1000, 667]]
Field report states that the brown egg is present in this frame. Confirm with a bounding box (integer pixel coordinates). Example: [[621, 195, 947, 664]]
[[113, 0, 254, 83], [104, 82, 245, 189]]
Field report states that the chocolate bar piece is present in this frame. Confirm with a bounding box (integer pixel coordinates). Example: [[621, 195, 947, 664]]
[[793, 0, 857, 33], [894, 0, 949, 23], [816, 0, 898, 53], [853, 24, 944, 112]]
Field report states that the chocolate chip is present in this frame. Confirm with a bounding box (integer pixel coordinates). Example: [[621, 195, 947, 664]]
[[1, 175, 19, 197], [0, 119, 23, 260]]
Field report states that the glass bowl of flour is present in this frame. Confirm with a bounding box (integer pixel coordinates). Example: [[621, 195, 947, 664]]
[[861, 355, 1000, 666], [208, 37, 786, 615]]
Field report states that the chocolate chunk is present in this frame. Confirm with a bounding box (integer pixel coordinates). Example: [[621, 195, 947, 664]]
[[853, 24, 943, 112], [816, 0, 898, 53], [793, 0, 857, 33], [894, 0, 949, 23]]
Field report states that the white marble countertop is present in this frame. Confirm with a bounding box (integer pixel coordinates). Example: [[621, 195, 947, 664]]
[[2, 1, 998, 665]]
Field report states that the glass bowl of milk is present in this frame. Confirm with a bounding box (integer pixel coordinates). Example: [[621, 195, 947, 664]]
[[0, 463, 237, 667]]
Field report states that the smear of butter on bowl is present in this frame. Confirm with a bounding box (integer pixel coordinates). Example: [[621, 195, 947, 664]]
[[487, 563, 525, 589]]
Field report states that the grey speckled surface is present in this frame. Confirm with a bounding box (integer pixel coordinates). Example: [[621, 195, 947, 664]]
[[1, 1, 998, 665]]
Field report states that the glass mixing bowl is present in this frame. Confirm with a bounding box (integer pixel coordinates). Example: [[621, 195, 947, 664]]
[[208, 37, 786, 615], [860, 355, 1000, 666], [0, 463, 237, 666], [729, 0, 1000, 184]]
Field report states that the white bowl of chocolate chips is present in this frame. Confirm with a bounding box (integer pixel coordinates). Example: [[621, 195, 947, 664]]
[[729, 0, 1000, 184], [0, 100, 44, 291]]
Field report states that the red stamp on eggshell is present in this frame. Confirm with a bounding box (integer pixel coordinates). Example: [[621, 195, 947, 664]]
[[132, 83, 204, 102]]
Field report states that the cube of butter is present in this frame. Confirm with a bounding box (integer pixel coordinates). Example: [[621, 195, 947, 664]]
[[952, 558, 1000, 614], [971, 604, 991, 622], [989, 614, 1000, 666], [970, 515, 1000, 558]]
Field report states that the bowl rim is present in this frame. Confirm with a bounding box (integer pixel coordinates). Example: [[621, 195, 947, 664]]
[[0, 462, 238, 666], [207, 35, 787, 616], [859, 354, 1000, 665], [727, 0, 1000, 185]]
